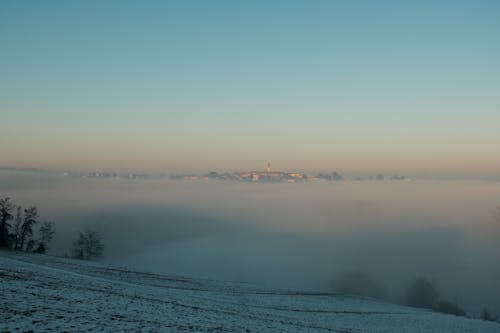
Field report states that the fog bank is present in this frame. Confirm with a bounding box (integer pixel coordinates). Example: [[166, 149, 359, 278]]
[[2, 170, 499, 315]]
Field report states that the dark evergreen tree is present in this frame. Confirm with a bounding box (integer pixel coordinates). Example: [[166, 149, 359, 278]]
[[0, 197, 14, 248]]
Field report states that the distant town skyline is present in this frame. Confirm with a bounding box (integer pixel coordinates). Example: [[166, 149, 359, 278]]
[[1, 1, 499, 178]]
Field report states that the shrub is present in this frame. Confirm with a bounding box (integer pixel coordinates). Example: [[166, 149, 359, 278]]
[[72, 229, 104, 260], [405, 276, 439, 309], [480, 308, 499, 322]]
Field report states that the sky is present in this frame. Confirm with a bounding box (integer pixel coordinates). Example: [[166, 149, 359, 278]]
[[1, 0, 499, 176]]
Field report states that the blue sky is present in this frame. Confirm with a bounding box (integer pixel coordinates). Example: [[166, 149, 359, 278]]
[[1, 1, 499, 175]]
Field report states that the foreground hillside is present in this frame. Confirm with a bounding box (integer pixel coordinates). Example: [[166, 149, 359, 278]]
[[1, 251, 499, 333]]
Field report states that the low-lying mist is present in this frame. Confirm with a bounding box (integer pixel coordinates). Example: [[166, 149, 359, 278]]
[[2, 170, 500, 315]]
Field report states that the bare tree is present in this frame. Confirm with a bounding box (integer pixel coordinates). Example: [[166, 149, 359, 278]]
[[72, 231, 85, 259], [19, 206, 38, 251], [72, 229, 104, 260], [25, 239, 35, 252], [0, 197, 14, 248], [35, 221, 55, 254], [12, 206, 23, 250]]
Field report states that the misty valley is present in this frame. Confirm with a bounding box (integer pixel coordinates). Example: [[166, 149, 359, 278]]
[[2, 169, 500, 332]]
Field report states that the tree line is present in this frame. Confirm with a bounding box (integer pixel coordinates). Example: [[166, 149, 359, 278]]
[[0, 197, 54, 253], [331, 271, 498, 322], [0, 196, 104, 259]]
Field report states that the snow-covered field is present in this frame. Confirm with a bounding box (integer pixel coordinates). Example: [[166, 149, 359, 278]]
[[1, 251, 499, 332]]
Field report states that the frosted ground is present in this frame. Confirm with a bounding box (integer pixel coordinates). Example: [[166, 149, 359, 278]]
[[1, 251, 499, 332]]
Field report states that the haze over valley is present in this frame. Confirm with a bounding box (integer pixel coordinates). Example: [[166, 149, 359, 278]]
[[2, 169, 499, 317]]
